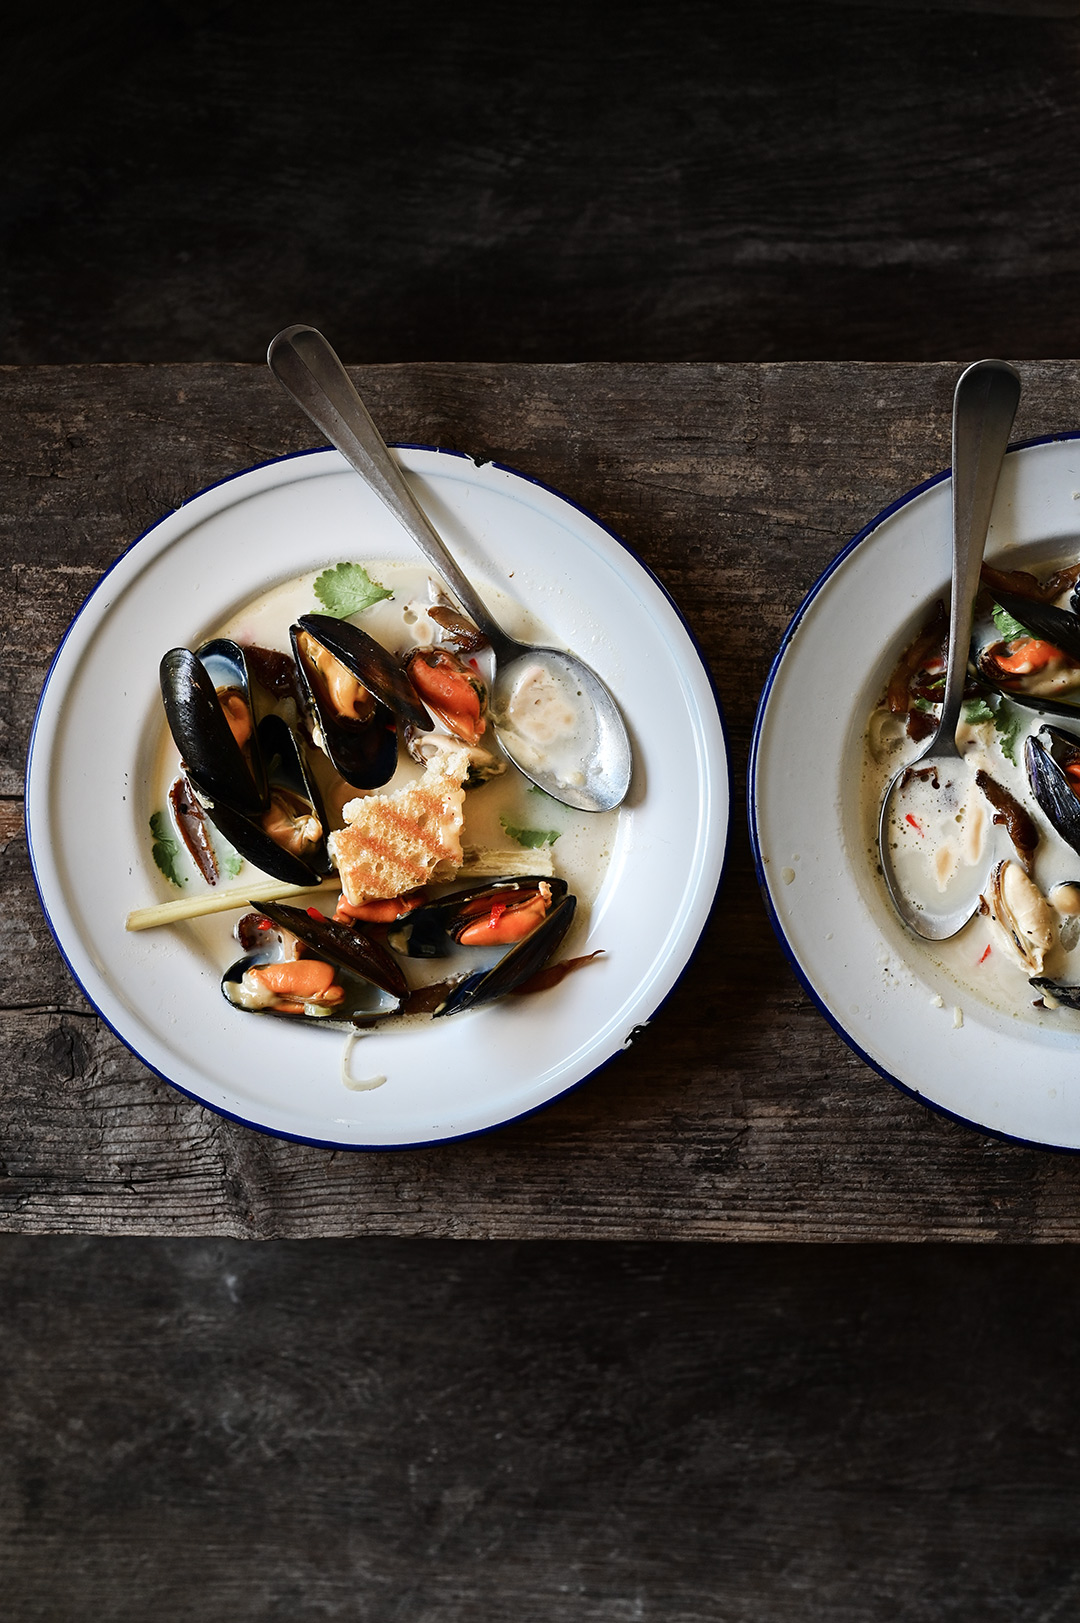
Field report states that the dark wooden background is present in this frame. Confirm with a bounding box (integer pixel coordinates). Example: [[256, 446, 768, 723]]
[[7, 0, 1080, 1616]]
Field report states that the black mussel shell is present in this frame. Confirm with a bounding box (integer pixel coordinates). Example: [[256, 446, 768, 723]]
[[1030, 978, 1080, 1010], [160, 639, 268, 817], [257, 901, 408, 1000], [194, 714, 332, 886], [991, 589, 1080, 663], [434, 893, 577, 1017], [220, 898, 409, 1027], [297, 613, 432, 730], [1024, 726, 1080, 858], [220, 951, 397, 1029], [291, 617, 421, 790], [388, 877, 569, 958]]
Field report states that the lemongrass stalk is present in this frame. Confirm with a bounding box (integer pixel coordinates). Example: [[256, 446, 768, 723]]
[[125, 877, 341, 932], [125, 846, 553, 932]]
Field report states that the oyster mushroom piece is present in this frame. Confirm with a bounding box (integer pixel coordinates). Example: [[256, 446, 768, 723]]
[[979, 860, 1055, 976], [975, 770, 1039, 874], [403, 725, 506, 785]]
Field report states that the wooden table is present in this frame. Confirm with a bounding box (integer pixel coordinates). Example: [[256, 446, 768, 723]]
[[8, 359, 1080, 1241]]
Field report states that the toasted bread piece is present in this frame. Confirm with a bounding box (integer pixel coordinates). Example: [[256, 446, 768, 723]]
[[328, 747, 471, 903]]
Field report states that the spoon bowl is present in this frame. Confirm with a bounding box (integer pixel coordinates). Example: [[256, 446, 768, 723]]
[[267, 325, 632, 813], [878, 358, 1022, 940]]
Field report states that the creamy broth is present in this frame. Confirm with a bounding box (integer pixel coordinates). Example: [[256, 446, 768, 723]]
[[151, 562, 617, 1013], [863, 589, 1080, 1025]]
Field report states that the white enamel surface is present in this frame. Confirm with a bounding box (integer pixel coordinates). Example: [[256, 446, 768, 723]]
[[751, 436, 1080, 1151], [26, 448, 729, 1148]]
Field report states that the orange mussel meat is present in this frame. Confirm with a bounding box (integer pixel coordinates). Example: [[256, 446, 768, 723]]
[[404, 648, 488, 745]]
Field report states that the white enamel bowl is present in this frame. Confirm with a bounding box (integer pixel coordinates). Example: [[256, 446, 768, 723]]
[[27, 447, 730, 1149], [750, 434, 1080, 1152]]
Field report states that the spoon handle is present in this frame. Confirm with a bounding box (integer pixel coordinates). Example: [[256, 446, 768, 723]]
[[267, 325, 519, 663], [937, 359, 1022, 750]]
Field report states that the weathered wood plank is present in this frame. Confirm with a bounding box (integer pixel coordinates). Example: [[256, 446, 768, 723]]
[[6, 4, 1080, 365], [7, 360, 1080, 1238], [9, 1237, 1080, 1623]]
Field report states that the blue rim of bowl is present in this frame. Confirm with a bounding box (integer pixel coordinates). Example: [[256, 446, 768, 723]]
[[748, 430, 1080, 1156], [26, 444, 731, 1153]]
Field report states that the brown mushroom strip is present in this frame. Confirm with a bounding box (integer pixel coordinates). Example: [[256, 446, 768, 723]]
[[884, 601, 947, 741], [169, 774, 219, 885], [982, 561, 1080, 604], [976, 769, 1040, 874]]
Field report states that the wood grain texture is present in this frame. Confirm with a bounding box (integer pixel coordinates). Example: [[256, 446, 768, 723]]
[[8, 359, 1080, 1239], [6, 1237, 1080, 1622], [6, 1, 1080, 365]]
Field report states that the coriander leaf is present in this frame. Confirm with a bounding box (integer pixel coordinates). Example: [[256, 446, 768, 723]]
[[500, 816, 561, 849], [220, 851, 242, 879], [996, 707, 1023, 766], [912, 697, 935, 713], [963, 697, 996, 725], [313, 562, 393, 619], [992, 601, 1033, 643], [150, 810, 185, 888]]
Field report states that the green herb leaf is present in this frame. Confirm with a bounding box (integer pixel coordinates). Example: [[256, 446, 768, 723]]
[[992, 601, 1033, 643], [150, 810, 186, 888], [500, 817, 561, 849], [963, 696, 996, 725], [912, 697, 936, 713], [313, 562, 393, 618], [996, 706, 1023, 766], [220, 851, 243, 878]]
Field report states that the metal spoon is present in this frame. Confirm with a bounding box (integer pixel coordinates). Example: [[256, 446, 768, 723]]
[[267, 324, 632, 813], [878, 358, 1022, 940]]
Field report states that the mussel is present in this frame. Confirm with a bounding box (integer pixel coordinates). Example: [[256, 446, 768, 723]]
[[197, 713, 333, 885], [291, 612, 431, 790], [160, 639, 268, 817], [434, 892, 578, 1017], [1030, 977, 1080, 1009], [388, 877, 569, 958], [161, 640, 335, 885], [977, 587, 1080, 714], [384, 876, 577, 1018], [403, 646, 489, 745], [979, 859, 1055, 977], [1024, 725, 1080, 858], [222, 899, 407, 1027]]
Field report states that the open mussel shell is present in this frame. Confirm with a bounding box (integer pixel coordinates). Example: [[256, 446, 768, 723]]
[[992, 589, 1080, 662], [195, 714, 333, 886], [221, 898, 408, 1027], [390, 876, 569, 958], [433, 893, 577, 1018], [160, 639, 268, 817], [257, 901, 408, 998], [291, 614, 431, 790], [403, 646, 489, 745], [1024, 725, 1080, 858], [298, 614, 432, 729], [1031, 978, 1080, 1009], [977, 589, 1080, 716]]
